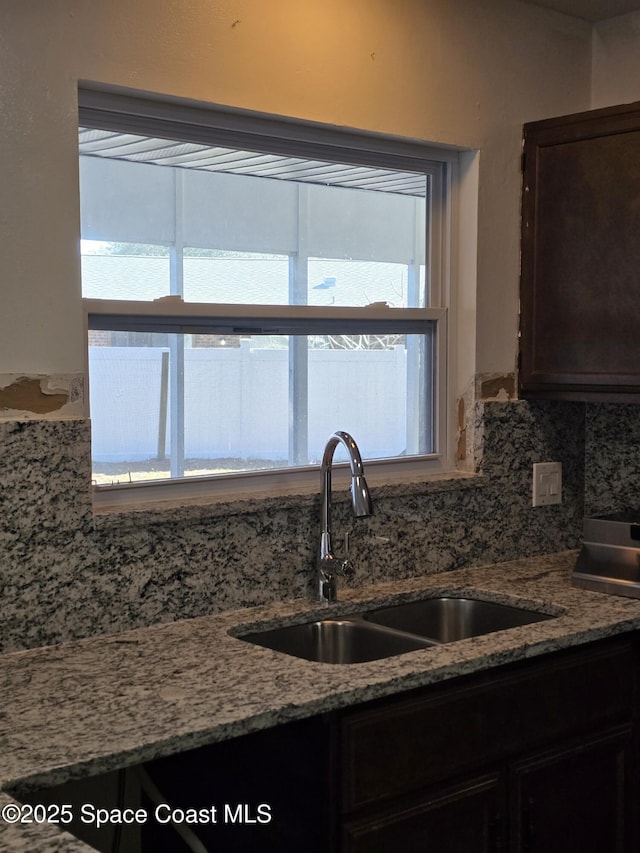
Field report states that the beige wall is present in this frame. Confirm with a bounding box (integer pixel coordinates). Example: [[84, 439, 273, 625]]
[[592, 11, 640, 108], [0, 0, 594, 411]]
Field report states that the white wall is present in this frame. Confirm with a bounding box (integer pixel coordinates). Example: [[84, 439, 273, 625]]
[[592, 12, 640, 108], [0, 0, 593, 407]]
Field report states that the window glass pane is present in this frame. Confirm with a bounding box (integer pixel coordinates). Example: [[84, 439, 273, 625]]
[[307, 259, 426, 308], [79, 138, 428, 307], [81, 241, 170, 301], [183, 250, 290, 304], [306, 333, 433, 460], [88, 331, 434, 484]]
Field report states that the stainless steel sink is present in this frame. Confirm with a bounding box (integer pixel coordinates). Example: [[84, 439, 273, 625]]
[[363, 596, 554, 643], [239, 596, 556, 664], [241, 618, 436, 664]]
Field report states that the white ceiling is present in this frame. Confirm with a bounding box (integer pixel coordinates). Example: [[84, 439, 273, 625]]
[[525, 0, 640, 20]]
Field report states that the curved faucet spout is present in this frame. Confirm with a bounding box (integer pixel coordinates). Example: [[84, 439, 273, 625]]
[[318, 431, 373, 603]]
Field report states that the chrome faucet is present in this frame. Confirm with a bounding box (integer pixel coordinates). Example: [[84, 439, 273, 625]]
[[318, 431, 373, 603]]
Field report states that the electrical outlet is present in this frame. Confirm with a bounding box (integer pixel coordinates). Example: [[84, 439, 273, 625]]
[[532, 461, 562, 507]]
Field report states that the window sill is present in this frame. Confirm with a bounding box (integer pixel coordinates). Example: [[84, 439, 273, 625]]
[[91, 469, 485, 529]]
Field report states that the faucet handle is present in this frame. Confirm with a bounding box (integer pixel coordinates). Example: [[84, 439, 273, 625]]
[[339, 532, 355, 579], [340, 558, 355, 579]]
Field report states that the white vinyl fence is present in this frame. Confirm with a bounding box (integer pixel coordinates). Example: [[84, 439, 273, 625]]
[[89, 342, 408, 465]]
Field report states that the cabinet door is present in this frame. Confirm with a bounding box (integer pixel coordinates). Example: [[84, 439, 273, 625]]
[[511, 727, 633, 853], [520, 101, 640, 401], [141, 714, 336, 853], [342, 774, 504, 853], [341, 639, 634, 813]]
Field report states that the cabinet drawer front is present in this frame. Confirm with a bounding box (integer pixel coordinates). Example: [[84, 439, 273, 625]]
[[342, 773, 503, 853], [341, 640, 634, 811]]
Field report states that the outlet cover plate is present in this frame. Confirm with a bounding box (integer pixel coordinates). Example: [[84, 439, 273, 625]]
[[532, 461, 562, 507]]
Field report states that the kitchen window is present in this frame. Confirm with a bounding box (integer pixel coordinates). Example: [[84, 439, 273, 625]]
[[79, 87, 455, 504]]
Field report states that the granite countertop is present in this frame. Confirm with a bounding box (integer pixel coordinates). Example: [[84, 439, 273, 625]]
[[4, 549, 640, 850]]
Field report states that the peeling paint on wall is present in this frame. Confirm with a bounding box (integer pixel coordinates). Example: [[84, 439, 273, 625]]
[[0, 374, 85, 420], [457, 395, 467, 462], [456, 378, 477, 471], [0, 378, 67, 413], [476, 373, 517, 402]]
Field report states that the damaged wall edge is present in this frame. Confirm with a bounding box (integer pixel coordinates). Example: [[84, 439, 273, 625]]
[[476, 372, 517, 402], [0, 374, 85, 420], [456, 373, 517, 469]]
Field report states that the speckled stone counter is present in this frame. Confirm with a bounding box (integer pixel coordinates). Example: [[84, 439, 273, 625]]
[[3, 550, 640, 851]]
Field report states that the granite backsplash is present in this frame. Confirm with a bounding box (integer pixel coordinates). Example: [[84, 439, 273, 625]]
[[0, 397, 618, 653], [584, 404, 640, 516]]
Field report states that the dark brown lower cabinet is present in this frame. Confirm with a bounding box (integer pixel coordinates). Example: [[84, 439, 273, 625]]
[[342, 773, 504, 853], [342, 725, 634, 853], [337, 637, 638, 853], [511, 728, 633, 853]]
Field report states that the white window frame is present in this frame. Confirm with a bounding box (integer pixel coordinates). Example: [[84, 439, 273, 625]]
[[79, 86, 458, 508]]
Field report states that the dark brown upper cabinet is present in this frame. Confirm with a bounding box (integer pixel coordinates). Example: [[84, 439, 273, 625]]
[[519, 101, 640, 401]]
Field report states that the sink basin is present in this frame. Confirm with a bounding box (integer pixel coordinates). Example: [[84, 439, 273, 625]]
[[239, 596, 556, 664], [363, 596, 554, 643], [241, 618, 436, 664]]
